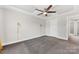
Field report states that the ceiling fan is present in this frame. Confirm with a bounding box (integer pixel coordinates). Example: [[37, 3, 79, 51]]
[[35, 5, 56, 16]]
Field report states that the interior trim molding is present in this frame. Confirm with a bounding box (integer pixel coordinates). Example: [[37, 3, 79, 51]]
[[46, 34, 68, 40]]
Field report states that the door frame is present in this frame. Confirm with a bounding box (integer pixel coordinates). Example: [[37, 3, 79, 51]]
[[69, 19, 79, 36]]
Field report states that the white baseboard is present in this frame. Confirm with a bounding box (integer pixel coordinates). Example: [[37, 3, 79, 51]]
[[3, 34, 45, 46], [46, 34, 68, 40], [3, 34, 68, 46]]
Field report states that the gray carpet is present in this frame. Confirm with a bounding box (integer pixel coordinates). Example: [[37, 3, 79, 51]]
[[1, 36, 79, 54]]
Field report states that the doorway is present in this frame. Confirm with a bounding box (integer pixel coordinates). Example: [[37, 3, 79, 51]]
[[69, 19, 79, 36]]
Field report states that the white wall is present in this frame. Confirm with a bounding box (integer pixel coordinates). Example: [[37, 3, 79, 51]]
[[0, 9, 4, 44], [2, 8, 45, 45], [57, 16, 68, 39], [45, 6, 79, 40], [46, 18, 58, 37], [46, 15, 68, 40]]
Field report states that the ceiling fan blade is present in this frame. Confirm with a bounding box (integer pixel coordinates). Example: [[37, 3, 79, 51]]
[[35, 9, 43, 12], [46, 5, 52, 11], [47, 11, 56, 13], [37, 13, 43, 15]]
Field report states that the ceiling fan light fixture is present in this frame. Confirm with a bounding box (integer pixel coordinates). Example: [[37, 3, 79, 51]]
[[43, 12, 47, 15], [35, 5, 56, 16]]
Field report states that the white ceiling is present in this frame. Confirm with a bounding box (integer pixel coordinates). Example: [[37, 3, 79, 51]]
[[0, 5, 75, 19], [11, 5, 73, 14], [11, 5, 74, 19], [11, 5, 51, 13]]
